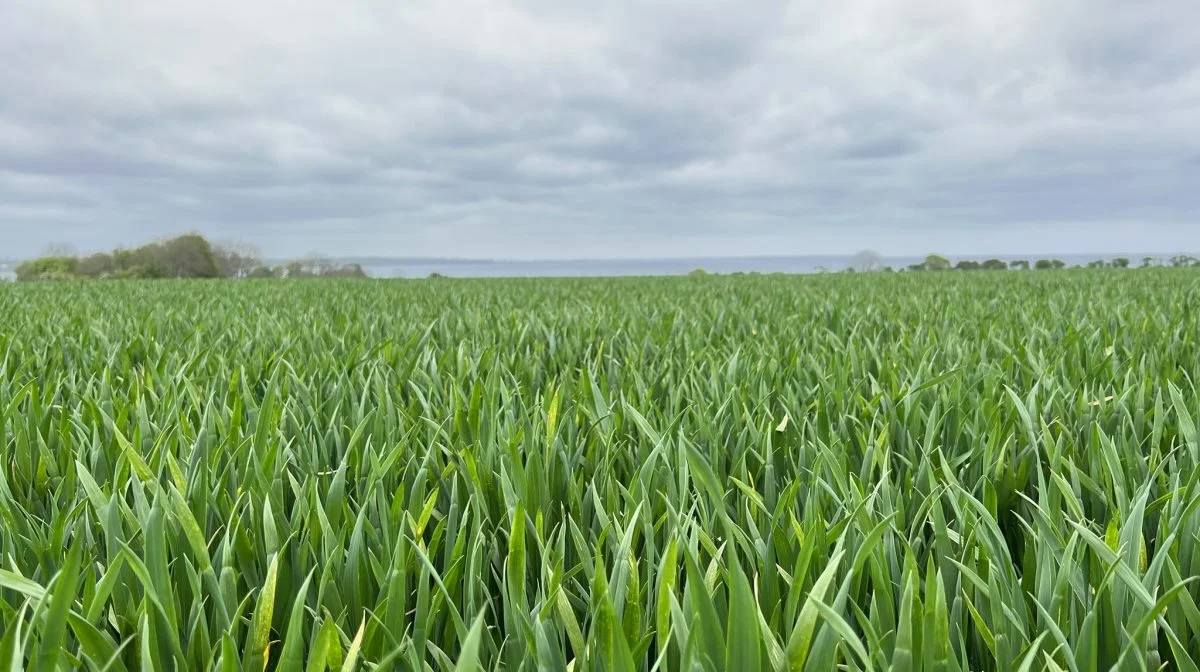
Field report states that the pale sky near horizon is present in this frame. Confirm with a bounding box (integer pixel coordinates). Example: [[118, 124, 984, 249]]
[[2, 0, 1199, 260]]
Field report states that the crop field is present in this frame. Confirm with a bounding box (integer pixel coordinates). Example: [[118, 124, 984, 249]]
[[2, 272, 1200, 671]]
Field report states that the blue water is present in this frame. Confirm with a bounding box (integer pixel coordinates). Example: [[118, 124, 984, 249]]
[[348, 253, 1149, 279]]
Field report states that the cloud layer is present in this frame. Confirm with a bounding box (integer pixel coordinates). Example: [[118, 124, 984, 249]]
[[3, 0, 1199, 258]]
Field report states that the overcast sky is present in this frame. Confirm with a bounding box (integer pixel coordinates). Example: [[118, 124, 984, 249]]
[[2, 0, 1198, 259]]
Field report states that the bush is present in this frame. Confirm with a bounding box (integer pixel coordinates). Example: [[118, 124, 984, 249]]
[[247, 266, 280, 279], [322, 263, 369, 278], [157, 234, 221, 278], [923, 254, 952, 271], [111, 265, 161, 279], [77, 253, 116, 277], [15, 256, 78, 281]]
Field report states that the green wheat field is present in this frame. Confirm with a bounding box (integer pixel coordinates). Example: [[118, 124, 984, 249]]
[[2, 271, 1200, 671]]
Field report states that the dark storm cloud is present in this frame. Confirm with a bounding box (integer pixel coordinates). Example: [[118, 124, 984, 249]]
[[1, 0, 1199, 259]]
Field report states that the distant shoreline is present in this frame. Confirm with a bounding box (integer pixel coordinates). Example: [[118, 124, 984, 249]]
[[267, 252, 1184, 267], [5, 252, 1187, 267]]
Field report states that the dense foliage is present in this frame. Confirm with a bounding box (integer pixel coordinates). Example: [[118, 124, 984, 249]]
[[2, 272, 1199, 670], [15, 235, 367, 281], [17, 234, 223, 281]]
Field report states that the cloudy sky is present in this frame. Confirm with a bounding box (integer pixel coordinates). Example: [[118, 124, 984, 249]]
[[2, 0, 1198, 259]]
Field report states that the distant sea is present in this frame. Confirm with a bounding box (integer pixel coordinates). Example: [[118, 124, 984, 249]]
[[336, 253, 1156, 279]]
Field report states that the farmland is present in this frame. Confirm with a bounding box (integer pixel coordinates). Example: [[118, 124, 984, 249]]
[[2, 271, 1200, 670]]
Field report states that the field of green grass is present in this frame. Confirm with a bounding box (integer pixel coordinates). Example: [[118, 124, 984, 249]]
[[2, 272, 1200, 671]]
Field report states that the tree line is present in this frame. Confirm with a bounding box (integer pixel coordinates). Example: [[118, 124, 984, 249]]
[[13, 235, 369, 281], [851, 252, 1200, 273]]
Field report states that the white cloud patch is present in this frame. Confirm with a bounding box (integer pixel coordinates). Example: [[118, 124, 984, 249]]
[[1, 0, 1198, 258]]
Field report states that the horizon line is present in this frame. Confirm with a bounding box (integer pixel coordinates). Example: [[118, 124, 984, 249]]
[[4, 250, 1192, 266], [300, 251, 1190, 264]]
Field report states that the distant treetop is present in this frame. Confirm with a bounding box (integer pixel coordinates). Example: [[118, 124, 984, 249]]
[[15, 233, 370, 282], [849, 250, 884, 272]]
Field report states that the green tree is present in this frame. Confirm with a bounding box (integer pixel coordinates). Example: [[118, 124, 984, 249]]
[[1035, 259, 1066, 270], [247, 265, 280, 279], [923, 254, 951, 271], [850, 250, 884, 272], [981, 259, 1008, 270], [1112, 257, 1130, 268], [955, 260, 982, 271], [14, 234, 311, 281], [15, 256, 78, 281], [77, 252, 115, 277], [286, 261, 311, 278], [323, 263, 369, 278], [1010, 260, 1030, 270], [113, 245, 165, 277], [158, 234, 221, 278], [112, 265, 160, 279]]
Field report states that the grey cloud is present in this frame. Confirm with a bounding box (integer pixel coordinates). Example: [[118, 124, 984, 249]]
[[1, 0, 1199, 259], [839, 136, 921, 160]]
